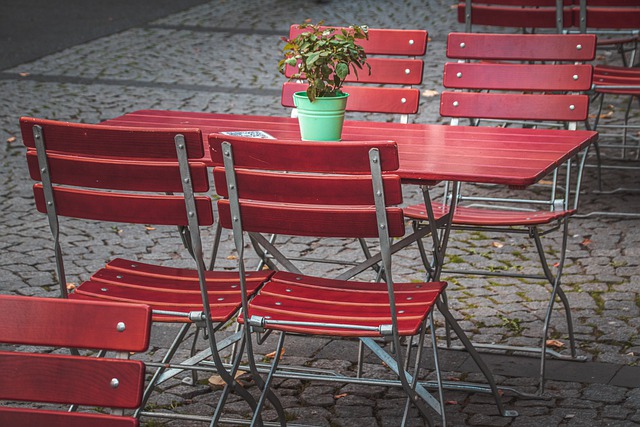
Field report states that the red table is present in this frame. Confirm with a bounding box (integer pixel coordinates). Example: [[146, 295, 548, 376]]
[[103, 109, 598, 188]]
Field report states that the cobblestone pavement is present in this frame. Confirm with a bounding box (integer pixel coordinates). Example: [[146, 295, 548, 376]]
[[1, 0, 639, 426]]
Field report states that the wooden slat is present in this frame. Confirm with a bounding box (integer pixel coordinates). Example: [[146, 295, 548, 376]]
[[447, 32, 597, 61], [26, 150, 209, 193], [577, 6, 640, 29], [33, 184, 214, 226], [0, 295, 151, 351], [288, 26, 427, 56], [212, 169, 403, 206], [281, 82, 421, 114], [0, 352, 144, 408], [404, 202, 575, 226], [459, 3, 570, 28], [285, 57, 424, 85], [0, 407, 139, 427], [440, 91, 589, 121], [20, 117, 203, 159], [217, 200, 406, 239], [240, 272, 446, 337], [208, 134, 399, 172], [443, 63, 593, 91]]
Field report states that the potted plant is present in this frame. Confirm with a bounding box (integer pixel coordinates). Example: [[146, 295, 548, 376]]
[[279, 20, 370, 141]]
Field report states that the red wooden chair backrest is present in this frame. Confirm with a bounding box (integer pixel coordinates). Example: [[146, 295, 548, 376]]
[[281, 26, 427, 116], [20, 117, 213, 226], [440, 33, 596, 121], [572, 0, 640, 30], [0, 295, 151, 427], [208, 134, 405, 239], [458, 0, 574, 31]]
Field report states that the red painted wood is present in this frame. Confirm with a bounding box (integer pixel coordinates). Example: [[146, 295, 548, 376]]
[[0, 408, 139, 427], [20, 117, 203, 159], [288, 26, 428, 56], [440, 91, 589, 121], [576, 5, 640, 28], [283, 26, 426, 118], [404, 203, 576, 226], [217, 199, 406, 239], [69, 260, 272, 323], [209, 134, 399, 172], [239, 272, 446, 337], [0, 351, 144, 408], [285, 57, 424, 85], [281, 82, 421, 114], [458, 2, 573, 29], [0, 295, 151, 352], [103, 110, 597, 188], [26, 150, 209, 193], [212, 169, 403, 205], [443, 63, 593, 91], [0, 295, 148, 425], [33, 184, 214, 226], [447, 33, 597, 61]]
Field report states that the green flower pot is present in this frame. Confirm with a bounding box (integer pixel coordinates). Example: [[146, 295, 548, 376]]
[[293, 91, 349, 141]]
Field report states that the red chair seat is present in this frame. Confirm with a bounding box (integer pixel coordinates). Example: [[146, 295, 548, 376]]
[[404, 202, 575, 226], [239, 271, 446, 337], [70, 258, 273, 322]]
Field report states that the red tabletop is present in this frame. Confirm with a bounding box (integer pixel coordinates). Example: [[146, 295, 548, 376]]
[[101, 109, 598, 188]]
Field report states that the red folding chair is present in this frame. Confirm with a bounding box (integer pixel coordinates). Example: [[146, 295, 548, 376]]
[[458, 0, 573, 33], [404, 32, 596, 393], [0, 295, 151, 427], [281, 25, 427, 124], [19, 117, 278, 425], [571, 0, 640, 197], [209, 134, 517, 426]]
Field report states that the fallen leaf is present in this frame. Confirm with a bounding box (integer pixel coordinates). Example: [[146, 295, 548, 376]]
[[208, 370, 246, 388], [492, 241, 504, 248], [445, 400, 459, 405], [553, 262, 560, 267], [581, 238, 592, 247], [19, 72, 30, 77], [422, 89, 439, 97], [145, 226, 155, 231], [546, 339, 565, 349], [265, 348, 285, 360], [226, 255, 238, 260], [66, 282, 77, 291], [538, 179, 553, 185], [6, 136, 16, 143], [334, 393, 348, 399]]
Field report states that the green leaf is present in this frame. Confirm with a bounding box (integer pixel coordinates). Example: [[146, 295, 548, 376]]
[[335, 62, 349, 80]]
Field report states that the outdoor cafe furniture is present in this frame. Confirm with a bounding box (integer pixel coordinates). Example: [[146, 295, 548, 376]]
[[210, 135, 449, 425], [403, 32, 596, 394], [0, 295, 151, 427], [98, 107, 597, 409], [19, 117, 278, 426]]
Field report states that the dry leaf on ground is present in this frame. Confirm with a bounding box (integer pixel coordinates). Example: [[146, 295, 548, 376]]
[[208, 370, 247, 388], [6, 136, 16, 143], [334, 393, 348, 399], [492, 241, 504, 248], [422, 89, 439, 97], [265, 348, 285, 360], [546, 339, 565, 349]]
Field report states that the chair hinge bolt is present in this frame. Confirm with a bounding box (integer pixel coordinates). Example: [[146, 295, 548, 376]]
[[110, 378, 120, 388], [576, 44, 582, 50], [116, 322, 126, 332]]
